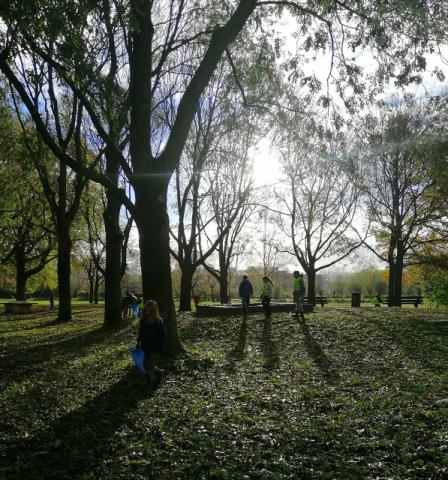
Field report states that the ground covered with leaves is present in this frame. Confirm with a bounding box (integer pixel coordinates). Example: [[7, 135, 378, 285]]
[[1, 305, 448, 479]]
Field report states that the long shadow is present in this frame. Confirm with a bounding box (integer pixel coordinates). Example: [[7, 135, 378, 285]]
[[298, 316, 339, 382], [0, 320, 134, 387], [261, 315, 279, 370], [225, 316, 249, 371], [1, 367, 149, 479], [372, 314, 448, 373]]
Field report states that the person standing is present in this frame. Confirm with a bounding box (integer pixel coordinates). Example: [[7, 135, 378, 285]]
[[260, 275, 273, 317], [239, 275, 253, 314], [49, 292, 55, 312], [293, 271, 306, 319], [136, 300, 167, 386]]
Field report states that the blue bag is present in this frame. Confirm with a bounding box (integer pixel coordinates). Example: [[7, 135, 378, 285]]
[[129, 347, 146, 374]]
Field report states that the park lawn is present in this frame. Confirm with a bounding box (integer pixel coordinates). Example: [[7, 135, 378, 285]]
[[1, 307, 448, 479]]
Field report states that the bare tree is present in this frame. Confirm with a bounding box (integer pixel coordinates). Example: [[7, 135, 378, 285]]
[[276, 130, 362, 300], [353, 99, 447, 306], [200, 129, 256, 304]]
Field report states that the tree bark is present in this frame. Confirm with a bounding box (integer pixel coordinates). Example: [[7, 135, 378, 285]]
[[88, 270, 94, 304], [306, 268, 316, 302], [103, 149, 124, 327], [219, 275, 229, 304], [179, 260, 193, 311], [135, 185, 183, 355], [15, 250, 26, 301], [56, 225, 72, 322]]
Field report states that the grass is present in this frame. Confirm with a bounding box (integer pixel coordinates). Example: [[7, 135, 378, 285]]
[[1, 306, 448, 479]]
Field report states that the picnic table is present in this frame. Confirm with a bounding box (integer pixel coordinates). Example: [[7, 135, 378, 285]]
[[1, 301, 38, 314]]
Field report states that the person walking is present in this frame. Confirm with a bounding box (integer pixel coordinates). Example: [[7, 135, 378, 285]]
[[136, 300, 167, 386], [239, 275, 253, 314], [260, 275, 273, 317], [292, 271, 306, 319]]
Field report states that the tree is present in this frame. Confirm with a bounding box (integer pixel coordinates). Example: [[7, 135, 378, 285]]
[[276, 126, 362, 300], [200, 128, 256, 304], [0, 0, 434, 352], [353, 99, 447, 306], [0, 132, 55, 300]]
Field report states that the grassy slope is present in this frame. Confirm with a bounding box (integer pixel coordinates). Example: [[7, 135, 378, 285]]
[[1, 306, 448, 479]]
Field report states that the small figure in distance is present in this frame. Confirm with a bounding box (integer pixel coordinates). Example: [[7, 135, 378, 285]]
[[193, 293, 201, 307], [136, 300, 167, 387], [260, 275, 274, 317], [373, 293, 382, 308], [121, 291, 133, 319], [239, 274, 253, 315], [292, 271, 306, 320], [48, 291, 55, 312]]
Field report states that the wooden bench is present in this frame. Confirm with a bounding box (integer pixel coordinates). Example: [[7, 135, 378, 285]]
[[196, 302, 314, 316], [303, 296, 328, 307], [1, 301, 38, 314], [384, 296, 423, 308]]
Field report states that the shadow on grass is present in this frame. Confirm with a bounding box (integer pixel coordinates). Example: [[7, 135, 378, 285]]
[[0, 320, 134, 387], [372, 315, 448, 372], [2, 367, 148, 479], [298, 316, 339, 382], [225, 316, 249, 371], [262, 315, 279, 370]]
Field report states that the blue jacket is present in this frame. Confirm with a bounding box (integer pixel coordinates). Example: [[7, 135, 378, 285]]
[[239, 280, 253, 297]]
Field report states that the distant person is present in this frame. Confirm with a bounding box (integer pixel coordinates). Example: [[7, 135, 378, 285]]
[[131, 292, 139, 318], [193, 293, 201, 307], [136, 300, 167, 386], [292, 271, 306, 319], [121, 291, 134, 319], [373, 293, 382, 307], [260, 275, 274, 317], [239, 275, 253, 314], [49, 292, 55, 312]]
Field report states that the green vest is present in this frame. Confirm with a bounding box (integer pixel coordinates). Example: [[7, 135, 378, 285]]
[[293, 277, 304, 291], [262, 282, 269, 296]]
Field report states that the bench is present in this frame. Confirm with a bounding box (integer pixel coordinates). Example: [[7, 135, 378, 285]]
[[1, 301, 38, 314], [384, 296, 423, 308], [196, 302, 314, 317], [303, 296, 328, 307]]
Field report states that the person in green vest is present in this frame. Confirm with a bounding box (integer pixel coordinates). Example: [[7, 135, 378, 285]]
[[292, 271, 306, 319], [260, 275, 274, 317]]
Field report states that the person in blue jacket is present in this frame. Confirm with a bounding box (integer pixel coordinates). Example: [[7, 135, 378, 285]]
[[136, 300, 167, 385], [239, 275, 253, 314]]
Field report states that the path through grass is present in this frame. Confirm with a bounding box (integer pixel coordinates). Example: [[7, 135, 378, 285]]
[[1, 306, 448, 479]]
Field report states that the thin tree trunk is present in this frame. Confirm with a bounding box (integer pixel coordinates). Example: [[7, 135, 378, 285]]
[[57, 226, 72, 322], [88, 272, 94, 303], [103, 150, 124, 327], [94, 273, 100, 304], [179, 261, 193, 311]]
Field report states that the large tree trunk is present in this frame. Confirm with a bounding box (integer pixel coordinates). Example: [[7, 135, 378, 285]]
[[135, 186, 183, 356], [103, 152, 124, 327], [179, 260, 193, 312], [15, 250, 26, 301], [306, 268, 316, 302], [57, 225, 72, 322]]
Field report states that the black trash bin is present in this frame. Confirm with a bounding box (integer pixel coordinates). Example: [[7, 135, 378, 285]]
[[351, 292, 361, 307]]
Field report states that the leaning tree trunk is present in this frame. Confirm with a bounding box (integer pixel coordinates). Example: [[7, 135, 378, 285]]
[[15, 250, 27, 301], [56, 225, 72, 322], [103, 156, 124, 327], [135, 185, 183, 356], [179, 259, 194, 312]]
